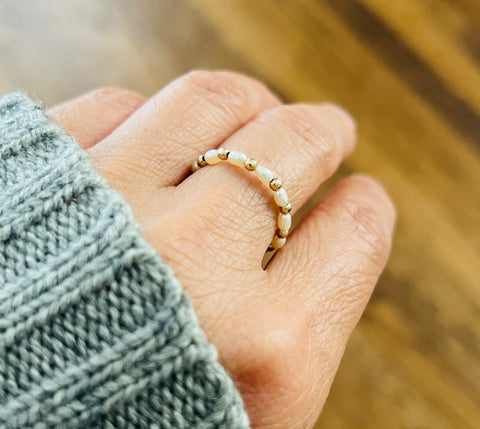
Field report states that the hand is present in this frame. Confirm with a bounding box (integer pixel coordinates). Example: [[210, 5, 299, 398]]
[[49, 71, 395, 429]]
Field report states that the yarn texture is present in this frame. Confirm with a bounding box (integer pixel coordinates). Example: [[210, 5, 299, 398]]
[[0, 93, 250, 428]]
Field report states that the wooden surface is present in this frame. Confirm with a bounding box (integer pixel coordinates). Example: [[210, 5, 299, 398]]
[[1, 0, 479, 427]]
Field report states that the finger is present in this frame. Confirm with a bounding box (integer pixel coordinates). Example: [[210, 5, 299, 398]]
[[272, 173, 395, 336], [47, 87, 146, 149], [263, 174, 395, 426], [181, 103, 357, 263], [88, 70, 281, 196]]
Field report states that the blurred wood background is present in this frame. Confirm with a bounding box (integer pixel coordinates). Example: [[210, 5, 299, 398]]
[[1, 0, 479, 427]]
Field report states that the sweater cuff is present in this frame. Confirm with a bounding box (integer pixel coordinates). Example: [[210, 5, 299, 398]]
[[0, 93, 249, 428]]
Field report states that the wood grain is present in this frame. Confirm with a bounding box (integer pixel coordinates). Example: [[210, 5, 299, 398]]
[[0, 0, 479, 427]]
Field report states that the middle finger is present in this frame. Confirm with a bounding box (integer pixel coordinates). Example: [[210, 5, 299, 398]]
[[87, 70, 280, 201]]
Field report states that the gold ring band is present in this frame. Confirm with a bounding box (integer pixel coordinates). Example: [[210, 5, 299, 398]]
[[191, 148, 292, 251]]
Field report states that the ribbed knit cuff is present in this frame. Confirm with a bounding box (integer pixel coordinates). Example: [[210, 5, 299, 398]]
[[0, 93, 249, 428]]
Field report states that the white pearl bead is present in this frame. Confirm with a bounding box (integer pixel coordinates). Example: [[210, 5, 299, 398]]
[[255, 165, 274, 184], [227, 151, 248, 166], [278, 213, 292, 231], [271, 236, 286, 249], [273, 187, 289, 207], [205, 149, 221, 165]]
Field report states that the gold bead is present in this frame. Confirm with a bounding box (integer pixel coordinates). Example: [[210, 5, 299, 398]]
[[191, 161, 200, 173], [277, 229, 289, 238], [197, 155, 207, 167], [280, 203, 292, 214], [269, 178, 282, 191], [217, 147, 229, 160], [245, 158, 257, 171]]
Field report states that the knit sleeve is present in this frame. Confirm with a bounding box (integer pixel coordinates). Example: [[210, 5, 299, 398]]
[[0, 93, 250, 428]]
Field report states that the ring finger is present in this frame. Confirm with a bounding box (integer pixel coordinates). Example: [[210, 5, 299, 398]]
[[178, 103, 357, 264]]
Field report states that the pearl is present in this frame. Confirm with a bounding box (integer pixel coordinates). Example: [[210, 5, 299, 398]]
[[227, 151, 248, 166], [205, 149, 221, 165], [274, 187, 289, 206], [278, 213, 292, 231], [255, 165, 274, 184], [270, 235, 286, 250]]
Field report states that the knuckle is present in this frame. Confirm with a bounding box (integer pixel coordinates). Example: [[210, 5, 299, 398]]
[[262, 105, 338, 174], [179, 70, 257, 120], [89, 86, 123, 99], [89, 86, 146, 109], [341, 197, 392, 264]]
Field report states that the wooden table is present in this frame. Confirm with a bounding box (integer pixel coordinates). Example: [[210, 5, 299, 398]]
[[1, 1, 479, 427]]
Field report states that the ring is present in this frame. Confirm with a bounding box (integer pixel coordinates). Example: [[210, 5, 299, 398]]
[[191, 148, 292, 251]]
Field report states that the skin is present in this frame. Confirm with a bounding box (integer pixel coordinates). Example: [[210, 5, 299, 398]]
[[48, 70, 395, 429]]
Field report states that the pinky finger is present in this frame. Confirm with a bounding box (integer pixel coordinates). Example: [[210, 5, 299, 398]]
[[270, 173, 396, 332], [262, 174, 395, 426]]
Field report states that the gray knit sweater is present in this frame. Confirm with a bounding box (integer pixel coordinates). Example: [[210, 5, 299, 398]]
[[0, 93, 250, 428]]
